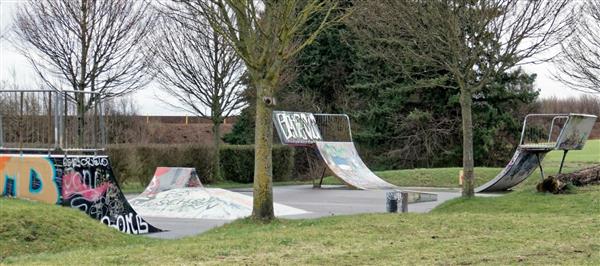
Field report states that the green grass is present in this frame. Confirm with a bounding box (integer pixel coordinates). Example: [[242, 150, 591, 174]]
[[3, 186, 600, 265], [0, 199, 154, 260]]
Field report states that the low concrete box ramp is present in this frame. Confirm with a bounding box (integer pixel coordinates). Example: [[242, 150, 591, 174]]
[[130, 188, 308, 220], [315, 141, 397, 190]]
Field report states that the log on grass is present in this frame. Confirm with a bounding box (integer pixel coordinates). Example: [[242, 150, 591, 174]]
[[555, 165, 600, 186], [537, 165, 600, 194]]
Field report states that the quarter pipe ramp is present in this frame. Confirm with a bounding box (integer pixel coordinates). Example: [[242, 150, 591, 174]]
[[476, 113, 597, 193], [0, 154, 161, 234], [315, 141, 397, 190]]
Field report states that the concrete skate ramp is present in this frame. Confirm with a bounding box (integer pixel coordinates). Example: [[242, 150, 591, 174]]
[[130, 188, 308, 220], [0, 154, 161, 234], [475, 149, 548, 193], [140, 167, 202, 197], [315, 141, 397, 190]]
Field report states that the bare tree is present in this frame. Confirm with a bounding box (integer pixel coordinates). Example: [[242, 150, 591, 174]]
[[12, 0, 156, 146], [149, 6, 246, 181], [350, 0, 572, 197], [554, 1, 600, 94], [176, 0, 344, 220]]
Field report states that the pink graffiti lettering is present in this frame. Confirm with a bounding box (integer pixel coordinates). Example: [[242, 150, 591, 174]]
[[62, 169, 109, 202]]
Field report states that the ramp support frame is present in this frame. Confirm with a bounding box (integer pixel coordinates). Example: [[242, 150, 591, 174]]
[[312, 165, 327, 189], [558, 150, 569, 174], [536, 153, 545, 181]]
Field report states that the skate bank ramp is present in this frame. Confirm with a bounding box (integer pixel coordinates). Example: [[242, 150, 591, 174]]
[[316, 141, 397, 190], [476, 113, 597, 193], [0, 154, 161, 234], [130, 167, 308, 219], [130, 187, 307, 220], [139, 167, 202, 197]]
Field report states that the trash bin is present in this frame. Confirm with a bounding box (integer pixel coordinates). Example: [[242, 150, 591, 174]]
[[386, 191, 398, 213]]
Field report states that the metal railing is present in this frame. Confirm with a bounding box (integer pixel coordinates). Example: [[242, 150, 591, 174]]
[[0, 89, 106, 153], [519, 113, 569, 149], [313, 113, 353, 142]]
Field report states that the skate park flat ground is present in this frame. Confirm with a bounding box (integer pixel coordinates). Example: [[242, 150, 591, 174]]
[[130, 185, 496, 239]]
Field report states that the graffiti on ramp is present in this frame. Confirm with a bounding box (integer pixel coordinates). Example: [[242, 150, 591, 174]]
[[130, 188, 308, 220], [140, 167, 202, 197], [1, 155, 161, 234], [475, 149, 547, 193], [315, 141, 396, 190]]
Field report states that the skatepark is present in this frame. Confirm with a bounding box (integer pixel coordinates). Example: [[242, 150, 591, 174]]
[[1, 95, 596, 237], [2, 1, 600, 263]]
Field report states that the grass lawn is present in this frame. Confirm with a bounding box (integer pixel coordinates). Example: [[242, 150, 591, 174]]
[[2, 185, 600, 265]]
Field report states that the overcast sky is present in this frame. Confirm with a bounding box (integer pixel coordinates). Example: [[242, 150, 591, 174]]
[[0, 0, 586, 116]]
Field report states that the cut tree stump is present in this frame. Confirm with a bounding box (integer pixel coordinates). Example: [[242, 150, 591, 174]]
[[536, 165, 600, 194]]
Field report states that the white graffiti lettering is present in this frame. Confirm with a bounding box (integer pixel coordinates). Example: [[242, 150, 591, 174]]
[[274, 111, 322, 143], [101, 212, 149, 234], [64, 157, 109, 168]]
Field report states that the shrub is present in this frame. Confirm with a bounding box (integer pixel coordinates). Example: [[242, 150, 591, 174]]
[[220, 145, 294, 183], [106, 144, 294, 186]]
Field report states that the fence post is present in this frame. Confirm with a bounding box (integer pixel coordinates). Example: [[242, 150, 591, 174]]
[[0, 114, 3, 148], [54, 91, 59, 149], [47, 91, 52, 151], [19, 91, 23, 150], [99, 98, 106, 148]]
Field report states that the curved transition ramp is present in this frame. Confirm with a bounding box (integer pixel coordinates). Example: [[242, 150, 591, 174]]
[[316, 141, 397, 190], [0, 155, 161, 234], [273, 111, 396, 190], [130, 167, 307, 219], [475, 149, 548, 193], [476, 113, 597, 193]]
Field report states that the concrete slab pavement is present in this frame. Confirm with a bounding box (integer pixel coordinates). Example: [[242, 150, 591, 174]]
[[131, 185, 494, 239]]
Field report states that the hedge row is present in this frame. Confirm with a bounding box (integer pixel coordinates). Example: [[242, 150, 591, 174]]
[[106, 144, 294, 185]]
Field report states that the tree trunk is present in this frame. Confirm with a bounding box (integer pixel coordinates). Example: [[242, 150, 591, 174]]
[[212, 121, 222, 181], [252, 80, 275, 220], [77, 0, 89, 148], [460, 89, 475, 197]]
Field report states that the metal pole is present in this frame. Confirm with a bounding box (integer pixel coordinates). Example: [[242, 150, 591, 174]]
[[558, 150, 569, 174], [318, 166, 326, 188], [54, 91, 60, 149], [99, 98, 106, 148], [19, 91, 23, 150], [61, 92, 66, 150], [47, 91, 52, 151], [0, 114, 4, 148], [536, 153, 545, 180]]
